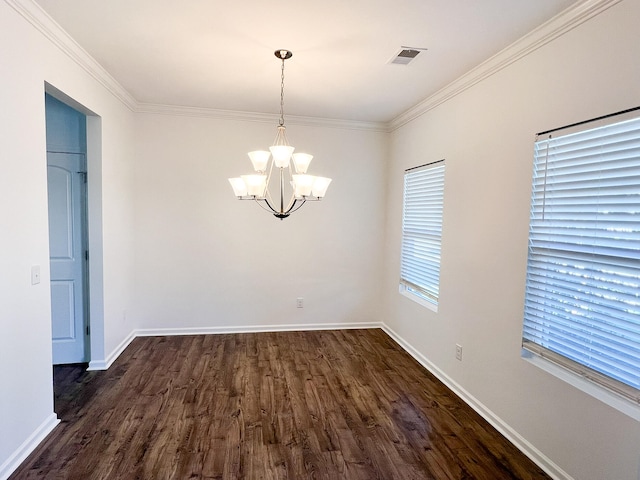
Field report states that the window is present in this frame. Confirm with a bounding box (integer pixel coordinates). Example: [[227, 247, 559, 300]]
[[400, 161, 445, 310], [522, 109, 640, 403]]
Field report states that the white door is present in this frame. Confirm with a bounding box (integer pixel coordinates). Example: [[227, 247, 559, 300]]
[[48, 152, 88, 364]]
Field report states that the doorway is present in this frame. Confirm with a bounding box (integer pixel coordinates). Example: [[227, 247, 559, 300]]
[[45, 94, 89, 364]]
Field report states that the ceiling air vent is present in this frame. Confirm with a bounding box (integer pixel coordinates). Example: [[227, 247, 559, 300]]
[[389, 47, 427, 65]]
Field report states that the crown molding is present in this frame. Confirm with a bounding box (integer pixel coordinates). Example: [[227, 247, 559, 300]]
[[6, 0, 386, 132], [8, 0, 619, 134], [136, 103, 388, 132], [5, 0, 137, 110], [389, 0, 623, 131], [6, 0, 138, 111]]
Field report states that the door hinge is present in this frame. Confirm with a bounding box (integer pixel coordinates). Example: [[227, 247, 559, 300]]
[[78, 171, 87, 183], [85, 250, 89, 261], [86, 325, 90, 335]]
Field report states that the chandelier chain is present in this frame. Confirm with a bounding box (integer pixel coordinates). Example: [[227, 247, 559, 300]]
[[279, 57, 285, 126]]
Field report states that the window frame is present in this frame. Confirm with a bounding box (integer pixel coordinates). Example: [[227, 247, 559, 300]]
[[399, 160, 445, 311], [522, 107, 640, 416]]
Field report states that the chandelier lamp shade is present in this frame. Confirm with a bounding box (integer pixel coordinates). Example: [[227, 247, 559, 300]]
[[228, 50, 332, 220]]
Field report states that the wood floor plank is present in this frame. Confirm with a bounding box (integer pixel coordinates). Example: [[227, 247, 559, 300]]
[[10, 329, 551, 479]]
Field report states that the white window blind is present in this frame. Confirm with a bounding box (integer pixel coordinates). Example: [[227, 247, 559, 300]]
[[523, 112, 640, 402], [400, 161, 445, 305]]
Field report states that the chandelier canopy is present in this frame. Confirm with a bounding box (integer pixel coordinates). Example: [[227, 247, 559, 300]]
[[228, 50, 332, 220]]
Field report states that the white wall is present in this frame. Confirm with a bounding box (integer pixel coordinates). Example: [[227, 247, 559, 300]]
[[0, 1, 136, 475], [132, 113, 387, 331], [382, 1, 640, 479]]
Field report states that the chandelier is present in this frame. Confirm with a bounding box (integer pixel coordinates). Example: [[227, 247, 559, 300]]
[[228, 50, 332, 220]]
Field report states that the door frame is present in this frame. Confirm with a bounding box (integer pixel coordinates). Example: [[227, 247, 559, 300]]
[[45, 83, 106, 369]]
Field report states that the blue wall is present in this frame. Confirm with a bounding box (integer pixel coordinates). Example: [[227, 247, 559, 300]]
[[45, 94, 86, 154]]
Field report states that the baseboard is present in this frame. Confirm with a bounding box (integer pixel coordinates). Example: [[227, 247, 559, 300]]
[[92, 321, 383, 369], [87, 329, 136, 371], [135, 321, 383, 337], [0, 413, 59, 480], [380, 324, 573, 480]]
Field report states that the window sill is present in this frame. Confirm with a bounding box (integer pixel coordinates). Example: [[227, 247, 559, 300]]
[[522, 349, 640, 422], [399, 284, 438, 312]]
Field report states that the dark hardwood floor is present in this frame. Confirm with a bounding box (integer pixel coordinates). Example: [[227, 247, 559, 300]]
[[11, 329, 550, 479]]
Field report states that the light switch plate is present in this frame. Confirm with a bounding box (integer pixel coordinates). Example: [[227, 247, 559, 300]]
[[31, 265, 41, 285]]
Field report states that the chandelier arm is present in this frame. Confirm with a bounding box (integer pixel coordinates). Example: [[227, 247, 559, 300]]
[[279, 168, 286, 215], [258, 197, 278, 215], [285, 198, 307, 215], [282, 194, 297, 214], [281, 163, 298, 213], [263, 157, 276, 206]]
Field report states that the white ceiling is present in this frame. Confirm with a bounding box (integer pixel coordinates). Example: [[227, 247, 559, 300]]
[[35, 0, 577, 123]]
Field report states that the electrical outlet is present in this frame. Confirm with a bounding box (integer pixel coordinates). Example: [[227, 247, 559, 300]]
[[296, 297, 304, 308], [455, 344, 463, 361]]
